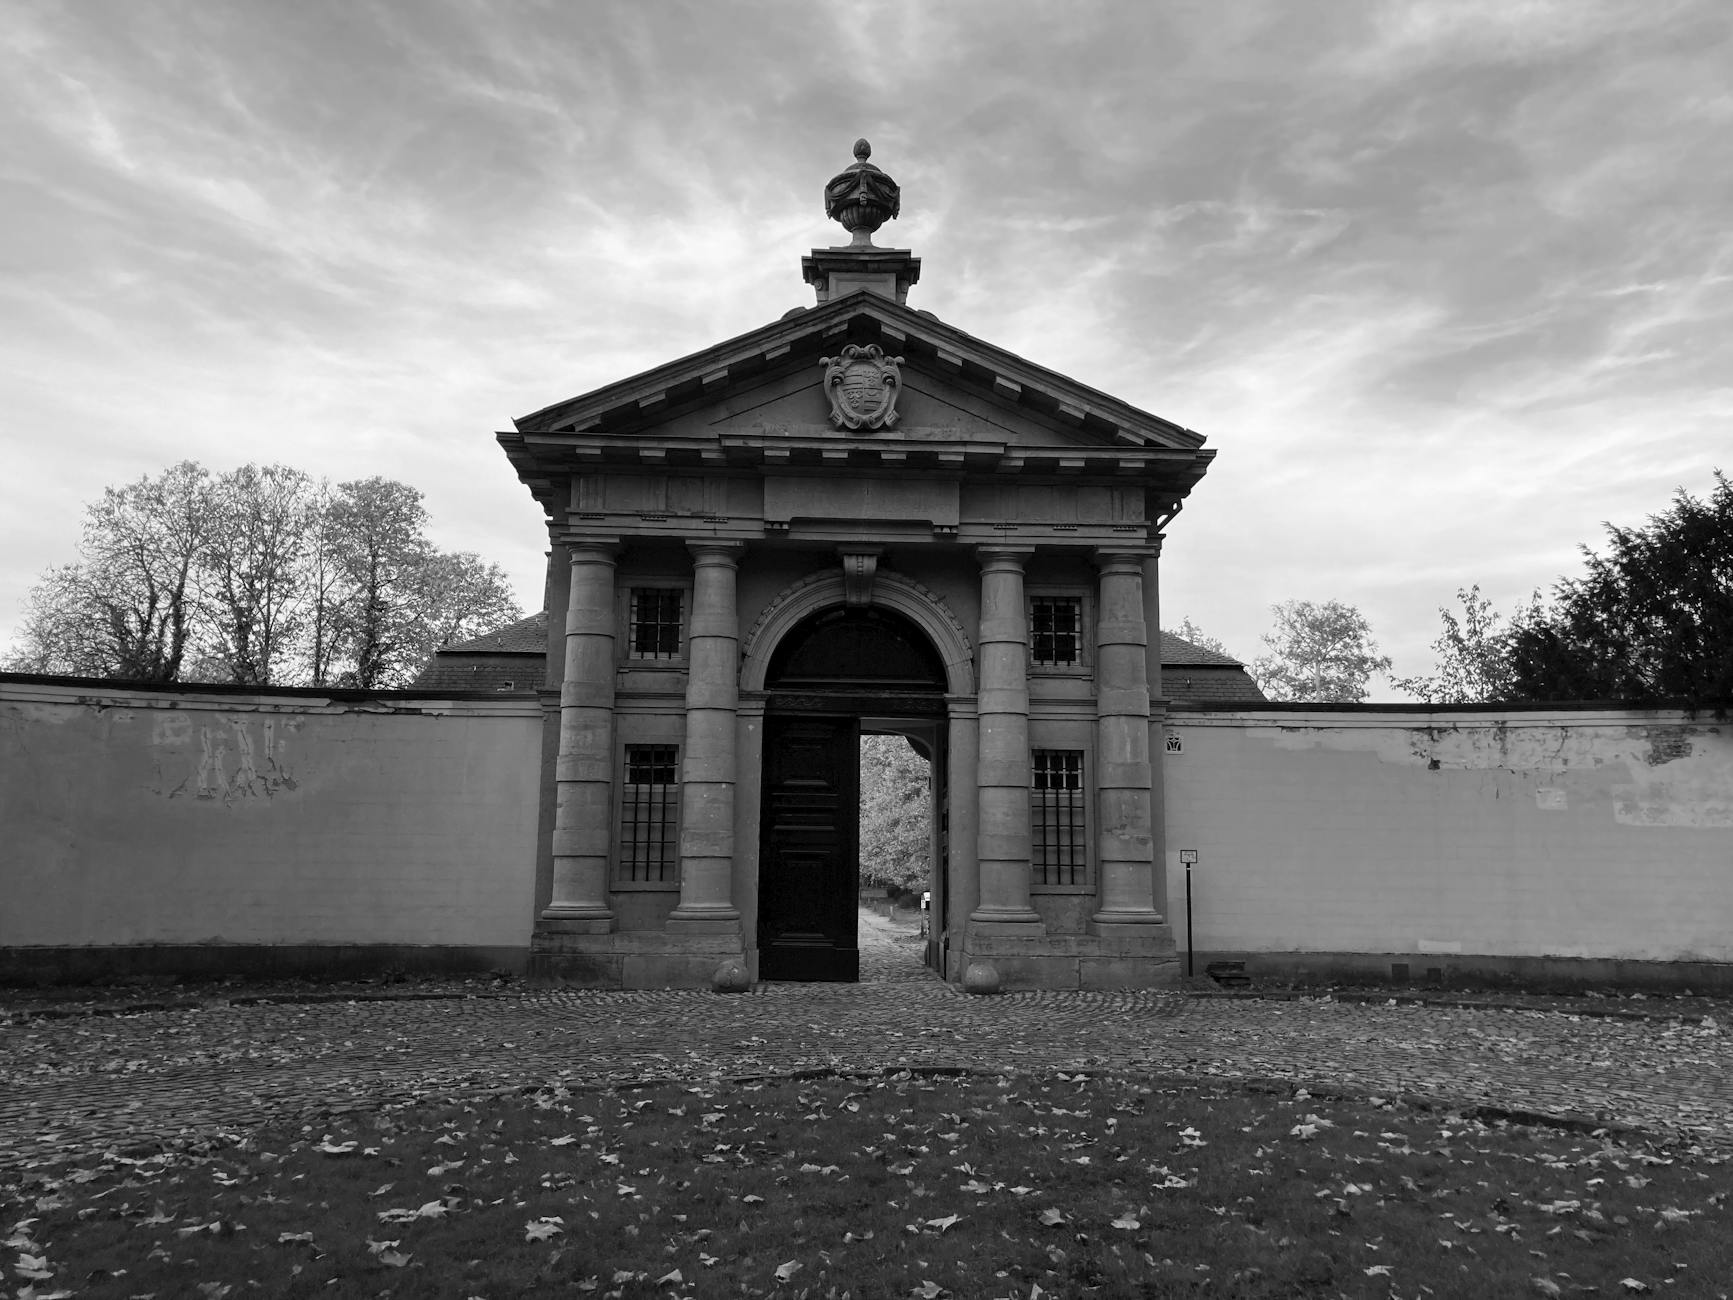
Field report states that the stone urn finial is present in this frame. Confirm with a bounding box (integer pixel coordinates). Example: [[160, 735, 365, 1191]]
[[824, 138, 901, 247]]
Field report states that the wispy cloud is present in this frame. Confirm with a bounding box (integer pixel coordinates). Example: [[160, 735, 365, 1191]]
[[2, 0, 1729, 695]]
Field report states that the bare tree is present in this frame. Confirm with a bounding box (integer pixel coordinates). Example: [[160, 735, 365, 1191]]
[[322, 477, 433, 689], [19, 462, 220, 681], [1250, 599, 1392, 703], [4, 564, 113, 676], [200, 465, 317, 685], [413, 550, 526, 654], [6, 463, 524, 689]]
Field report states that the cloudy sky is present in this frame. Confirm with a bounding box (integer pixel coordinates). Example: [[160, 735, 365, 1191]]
[[3, 0, 1729, 693]]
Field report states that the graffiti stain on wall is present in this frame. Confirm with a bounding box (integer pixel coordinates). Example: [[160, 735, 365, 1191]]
[[157, 715, 300, 803]]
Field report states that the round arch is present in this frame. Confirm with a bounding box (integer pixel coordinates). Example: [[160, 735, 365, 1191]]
[[740, 568, 975, 696]]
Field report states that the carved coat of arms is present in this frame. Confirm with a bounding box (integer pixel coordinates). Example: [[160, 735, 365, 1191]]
[[819, 344, 904, 430]]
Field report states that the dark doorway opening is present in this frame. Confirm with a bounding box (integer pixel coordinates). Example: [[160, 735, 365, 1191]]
[[759, 605, 947, 982]]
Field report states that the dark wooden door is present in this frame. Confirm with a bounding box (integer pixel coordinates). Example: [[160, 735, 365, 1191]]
[[758, 716, 860, 982]]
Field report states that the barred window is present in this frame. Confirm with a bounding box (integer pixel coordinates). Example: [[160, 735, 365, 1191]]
[[628, 588, 683, 660], [620, 744, 679, 882], [1031, 749, 1086, 886], [1030, 597, 1082, 667]]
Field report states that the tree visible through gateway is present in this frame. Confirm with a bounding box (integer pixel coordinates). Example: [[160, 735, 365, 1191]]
[[759, 606, 948, 981]]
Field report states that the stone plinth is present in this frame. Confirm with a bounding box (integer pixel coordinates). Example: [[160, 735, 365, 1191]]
[[530, 929, 747, 990], [961, 928, 1180, 991]]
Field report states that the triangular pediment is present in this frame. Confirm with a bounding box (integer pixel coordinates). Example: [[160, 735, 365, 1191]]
[[499, 291, 1213, 516], [514, 292, 1204, 447]]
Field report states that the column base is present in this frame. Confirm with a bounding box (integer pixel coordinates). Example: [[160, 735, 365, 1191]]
[[664, 909, 743, 936], [538, 908, 613, 934], [967, 908, 1046, 937], [1090, 910, 1168, 937]]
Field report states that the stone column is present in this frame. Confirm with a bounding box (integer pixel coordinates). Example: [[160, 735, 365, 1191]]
[[668, 541, 745, 931], [1143, 544, 1169, 918], [970, 546, 1043, 929], [543, 540, 619, 928], [1092, 548, 1164, 930], [733, 693, 768, 968], [944, 695, 980, 973]]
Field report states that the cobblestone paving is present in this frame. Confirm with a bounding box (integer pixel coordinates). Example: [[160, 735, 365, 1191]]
[[3, 920, 1729, 1174]]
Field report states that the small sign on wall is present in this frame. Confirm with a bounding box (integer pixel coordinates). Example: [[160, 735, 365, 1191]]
[[1165, 732, 1182, 753]]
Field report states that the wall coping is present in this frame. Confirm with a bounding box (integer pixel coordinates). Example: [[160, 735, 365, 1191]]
[[1168, 703, 1711, 728], [0, 673, 545, 718]]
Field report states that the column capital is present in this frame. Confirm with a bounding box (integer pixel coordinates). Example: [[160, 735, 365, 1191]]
[[975, 544, 1036, 571], [687, 540, 746, 565], [1093, 546, 1158, 570], [567, 538, 621, 563]]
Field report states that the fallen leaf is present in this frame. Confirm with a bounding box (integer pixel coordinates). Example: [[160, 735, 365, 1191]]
[[774, 1260, 802, 1281], [655, 1269, 683, 1285], [1039, 1207, 1067, 1227], [1531, 1279, 1562, 1297], [1111, 1216, 1141, 1230], [926, 1214, 961, 1232], [1620, 1282, 1650, 1294], [525, 1220, 563, 1242], [1364, 1264, 1392, 1277], [15, 1254, 53, 1280]]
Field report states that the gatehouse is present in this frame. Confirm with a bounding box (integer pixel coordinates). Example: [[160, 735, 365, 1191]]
[[500, 143, 1216, 990]]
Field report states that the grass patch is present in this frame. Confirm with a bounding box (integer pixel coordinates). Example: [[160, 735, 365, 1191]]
[[5, 1072, 1728, 1298]]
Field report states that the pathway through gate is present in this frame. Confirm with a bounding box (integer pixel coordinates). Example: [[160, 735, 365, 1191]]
[[855, 907, 939, 983]]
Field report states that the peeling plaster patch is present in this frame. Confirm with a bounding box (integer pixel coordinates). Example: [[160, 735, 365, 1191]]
[[1255, 720, 1733, 828], [1644, 727, 1694, 766]]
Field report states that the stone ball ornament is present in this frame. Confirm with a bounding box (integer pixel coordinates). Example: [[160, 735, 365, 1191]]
[[962, 960, 1003, 995], [824, 138, 901, 246], [711, 959, 751, 993]]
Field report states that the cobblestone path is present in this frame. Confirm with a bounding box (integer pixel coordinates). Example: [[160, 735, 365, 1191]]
[[3, 919, 1729, 1173]]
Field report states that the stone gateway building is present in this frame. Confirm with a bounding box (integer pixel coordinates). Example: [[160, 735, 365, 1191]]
[[501, 143, 1218, 991]]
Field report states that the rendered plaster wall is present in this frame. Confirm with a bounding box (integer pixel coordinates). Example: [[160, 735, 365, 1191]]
[[0, 679, 542, 959], [1163, 708, 1733, 968]]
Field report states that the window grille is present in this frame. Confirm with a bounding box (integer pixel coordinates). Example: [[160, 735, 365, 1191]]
[[1030, 597, 1082, 666], [620, 744, 679, 882], [1031, 749, 1086, 886], [628, 588, 683, 660]]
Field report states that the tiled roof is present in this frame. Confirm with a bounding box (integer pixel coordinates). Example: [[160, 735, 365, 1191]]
[[436, 612, 548, 655], [412, 659, 541, 692], [415, 613, 1265, 700], [1163, 665, 1267, 704], [1156, 631, 1246, 669]]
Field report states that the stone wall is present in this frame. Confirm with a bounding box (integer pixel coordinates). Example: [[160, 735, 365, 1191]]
[[0, 676, 543, 981], [5, 678, 1730, 990], [1163, 706, 1733, 989]]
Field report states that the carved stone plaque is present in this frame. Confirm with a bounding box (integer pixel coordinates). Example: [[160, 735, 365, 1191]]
[[820, 343, 904, 430]]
